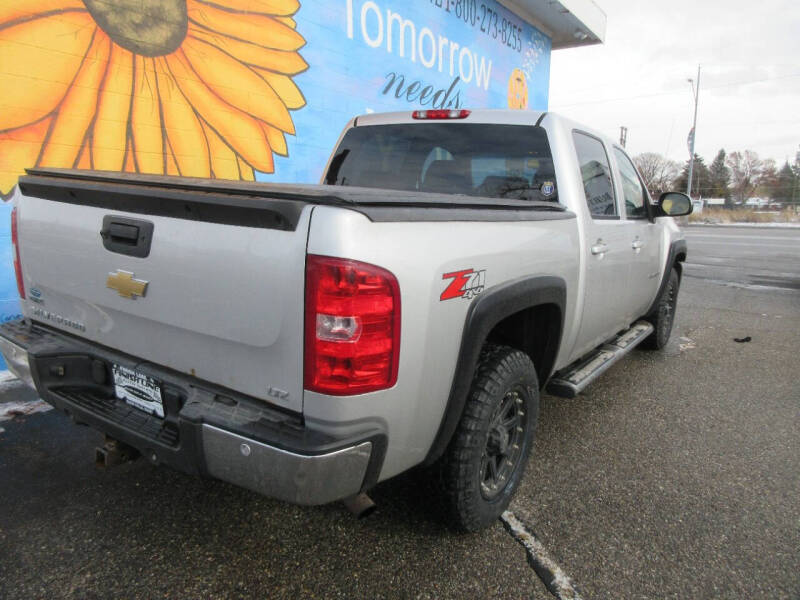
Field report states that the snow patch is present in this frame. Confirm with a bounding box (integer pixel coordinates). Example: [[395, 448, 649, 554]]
[[501, 510, 584, 600], [0, 399, 52, 422]]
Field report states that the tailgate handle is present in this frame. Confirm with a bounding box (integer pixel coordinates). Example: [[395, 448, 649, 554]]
[[100, 216, 154, 258], [107, 223, 139, 242]]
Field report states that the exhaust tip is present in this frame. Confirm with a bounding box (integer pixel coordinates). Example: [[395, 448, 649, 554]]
[[342, 492, 376, 519]]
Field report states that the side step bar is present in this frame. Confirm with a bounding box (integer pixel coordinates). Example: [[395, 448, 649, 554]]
[[546, 321, 654, 398]]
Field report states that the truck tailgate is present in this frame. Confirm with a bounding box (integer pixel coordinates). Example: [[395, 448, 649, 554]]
[[16, 173, 311, 413]]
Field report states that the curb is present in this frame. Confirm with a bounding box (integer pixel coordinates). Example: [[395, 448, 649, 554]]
[[684, 223, 800, 229]]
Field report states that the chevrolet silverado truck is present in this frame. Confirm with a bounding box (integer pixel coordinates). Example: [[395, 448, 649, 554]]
[[0, 109, 691, 531]]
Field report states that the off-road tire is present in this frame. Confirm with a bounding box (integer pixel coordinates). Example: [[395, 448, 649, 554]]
[[439, 344, 539, 532], [642, 267, 680, 350]]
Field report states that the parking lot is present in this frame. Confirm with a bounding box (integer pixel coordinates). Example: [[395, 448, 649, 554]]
[[1, 225, 798, 599]]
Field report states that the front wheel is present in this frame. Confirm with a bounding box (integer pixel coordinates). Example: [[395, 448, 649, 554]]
[[438, 344, 539, 532], [642, 267, 680, 350]]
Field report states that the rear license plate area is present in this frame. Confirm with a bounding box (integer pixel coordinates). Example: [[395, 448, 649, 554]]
[[112, 364, 164, 418]]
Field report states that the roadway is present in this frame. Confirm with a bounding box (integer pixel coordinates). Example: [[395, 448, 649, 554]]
[[1, 225, 798, 599], [681, 224, 800, 291]]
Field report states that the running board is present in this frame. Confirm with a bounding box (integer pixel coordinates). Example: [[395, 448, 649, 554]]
[[546, 321, 654, 398]]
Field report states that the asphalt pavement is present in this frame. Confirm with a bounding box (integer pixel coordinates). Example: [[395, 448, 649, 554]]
[[1, 225, 798, 599]]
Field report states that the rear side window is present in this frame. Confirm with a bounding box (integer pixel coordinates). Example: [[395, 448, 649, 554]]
[[613, 147, 648, 218], [325, 124, 558, 202], [572, 132, 617, 218]]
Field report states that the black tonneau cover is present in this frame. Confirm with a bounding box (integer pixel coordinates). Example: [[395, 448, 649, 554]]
[[19, 168, 573, 230]]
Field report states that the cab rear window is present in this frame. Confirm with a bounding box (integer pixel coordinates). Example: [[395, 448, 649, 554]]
[[324, 123, 558, 202]]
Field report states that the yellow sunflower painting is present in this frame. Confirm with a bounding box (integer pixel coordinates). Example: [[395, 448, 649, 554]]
[[507, 68, 528, 110], [0, 0, 307, 199]]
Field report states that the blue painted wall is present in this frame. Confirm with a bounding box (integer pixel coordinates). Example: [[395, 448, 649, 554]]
[[269, 0, 552, 183]]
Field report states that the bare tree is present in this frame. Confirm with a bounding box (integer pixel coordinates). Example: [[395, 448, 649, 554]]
[[726, 150, 763, 204], [756, 159, 778, 200], [633, 152, 680, 197]]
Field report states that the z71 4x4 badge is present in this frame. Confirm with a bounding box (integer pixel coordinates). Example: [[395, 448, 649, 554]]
[[440, 269, 486, 301]]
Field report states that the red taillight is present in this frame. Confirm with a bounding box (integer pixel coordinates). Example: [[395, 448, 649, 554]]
[[412, 109, 471, 120], [304, 255, 400, 396], [11, 207, 25, 299]]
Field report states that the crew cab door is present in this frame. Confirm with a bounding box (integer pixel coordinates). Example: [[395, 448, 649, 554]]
[[571, 131, 630, 355], [612, 147, 662, 319]]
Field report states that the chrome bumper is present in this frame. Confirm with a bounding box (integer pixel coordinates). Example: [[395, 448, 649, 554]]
[[202, 425, 372, 505], [0, 336, 34, 388], [0, 325, 376, 506]]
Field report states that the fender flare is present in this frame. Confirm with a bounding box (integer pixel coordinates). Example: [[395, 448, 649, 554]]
[[424, 275, 566, 465], [645, 239, 687, 317]]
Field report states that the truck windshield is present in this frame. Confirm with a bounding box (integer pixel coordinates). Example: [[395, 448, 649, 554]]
[[324, 123, 558, 202]]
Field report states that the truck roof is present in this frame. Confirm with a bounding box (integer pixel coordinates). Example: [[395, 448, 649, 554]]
[[349, 109, 614, 152], [353, 108, 548, 127]]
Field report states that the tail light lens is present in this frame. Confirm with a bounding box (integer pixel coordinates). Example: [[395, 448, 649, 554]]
[[305, 255, 400, 395], [11, 207, 25, 299]]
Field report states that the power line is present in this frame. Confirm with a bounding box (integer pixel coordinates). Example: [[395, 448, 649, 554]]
[[552, 72, 800, 109]]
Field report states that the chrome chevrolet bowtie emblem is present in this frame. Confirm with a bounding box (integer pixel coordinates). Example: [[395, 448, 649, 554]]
[[107, 270, 148, 299]]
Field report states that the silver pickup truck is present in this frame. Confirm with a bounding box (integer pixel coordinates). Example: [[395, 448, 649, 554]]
[[1, 109, 690, 531]]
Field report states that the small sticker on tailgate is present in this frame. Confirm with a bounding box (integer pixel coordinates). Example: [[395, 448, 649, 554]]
[[112, 365, 164, 418]]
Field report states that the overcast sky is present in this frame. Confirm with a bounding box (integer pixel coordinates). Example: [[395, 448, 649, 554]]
[[549, 0, 800, 168]]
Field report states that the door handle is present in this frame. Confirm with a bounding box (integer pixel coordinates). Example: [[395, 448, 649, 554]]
[[631, 239, 644, 250], [591, 242, 608, 255]]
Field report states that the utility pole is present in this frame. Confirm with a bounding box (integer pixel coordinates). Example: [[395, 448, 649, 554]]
[[686, 65, 701, 198], [619, 126, 628, 148]]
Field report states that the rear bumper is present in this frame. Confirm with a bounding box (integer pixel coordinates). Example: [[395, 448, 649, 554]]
[[0, 320, 384, 505]]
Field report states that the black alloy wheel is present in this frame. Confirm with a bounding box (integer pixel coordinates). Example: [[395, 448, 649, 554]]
[[643, 267, 680, 350], [438, 344, 539, 532], [481, 387, 526, 500]]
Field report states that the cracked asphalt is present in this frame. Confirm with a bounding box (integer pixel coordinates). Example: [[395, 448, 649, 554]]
[[1, 225, 798, 599]]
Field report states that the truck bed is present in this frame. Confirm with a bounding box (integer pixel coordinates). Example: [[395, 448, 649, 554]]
[[20, 168, 572, 225]]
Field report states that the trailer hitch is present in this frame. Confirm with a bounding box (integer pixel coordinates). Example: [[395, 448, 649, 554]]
[[95, 435, 139, 468]]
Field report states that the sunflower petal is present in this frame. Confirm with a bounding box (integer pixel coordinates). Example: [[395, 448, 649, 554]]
[[123, 136, 136, 172], [0, 12, 95, 131], [92, 42, 134, 171], [75, 138, 91, 169], [0, 117, 52, 198], [154, 59, 211, 178], [165, 138, 180, 176], [274, 16, 296, 28], [237, 156, 256, 181], [188, 3, 304, 51], [131, 56, 164, 174], [255, 69, 305, 110], [191, 0, 299, 17], [261, 123, 287, 157], [165, 51, 274, 173], [189, 28, 307, 74], [0, 0, 85, 29], [38, 31, 109, 169], [183, 36, 295, 133], [200, 120, 240, 180]]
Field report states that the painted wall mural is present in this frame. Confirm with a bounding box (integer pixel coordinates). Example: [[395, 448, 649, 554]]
[[0, 0, 551, 366], [0, 0, 306, 198]]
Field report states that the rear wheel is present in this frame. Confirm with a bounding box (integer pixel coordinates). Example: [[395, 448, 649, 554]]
[[439, 344, 539, 532], [642, 267, 680, 350]]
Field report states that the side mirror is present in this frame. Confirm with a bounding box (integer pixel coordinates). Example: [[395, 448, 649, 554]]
[[657, 192, 693, 217]]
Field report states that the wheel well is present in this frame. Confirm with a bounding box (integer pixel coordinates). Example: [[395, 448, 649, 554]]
[[484, 303, 561, 387]]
